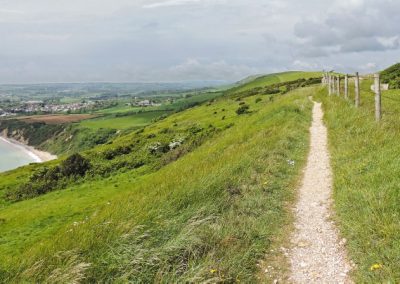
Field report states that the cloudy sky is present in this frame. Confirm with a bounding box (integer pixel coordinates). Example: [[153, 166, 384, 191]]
[[0, 0, 399, 83]]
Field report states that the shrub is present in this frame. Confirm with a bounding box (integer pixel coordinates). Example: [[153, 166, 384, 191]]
[[381, 63, 400, 89], [188, 125, 203, 135], [103, 146, 131, 160], [236, 105, 250, 115], [60, 153, 91, 177]]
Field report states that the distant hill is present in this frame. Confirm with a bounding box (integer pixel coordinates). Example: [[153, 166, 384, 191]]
[[381, 63, 400, 89], [230, 71, 322, 94]]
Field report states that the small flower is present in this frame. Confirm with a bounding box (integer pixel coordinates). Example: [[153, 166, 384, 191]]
[[370, 263, 383, 271], [210, 269, 217, 274]]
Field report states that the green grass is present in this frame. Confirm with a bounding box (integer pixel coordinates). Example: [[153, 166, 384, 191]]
[[94, 104, 144, 114], [315, 80, 400, 282], [166, 92, 224, 110], [79, 111, 171, 130], [232, 71, 322, 93], [0, 86, 314, 282]]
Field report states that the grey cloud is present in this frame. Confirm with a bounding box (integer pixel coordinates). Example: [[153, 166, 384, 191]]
[[294, 0, 400, 56], [0, 0, 399, 83], [340, 38, 386, 53]]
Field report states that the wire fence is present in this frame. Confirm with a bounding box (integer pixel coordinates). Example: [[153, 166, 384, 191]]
[[322, 72, 386, 121]]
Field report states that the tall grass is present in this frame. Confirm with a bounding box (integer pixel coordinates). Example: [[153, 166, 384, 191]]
[[0, 87, 314, 282], [316, 81, 400, 282]]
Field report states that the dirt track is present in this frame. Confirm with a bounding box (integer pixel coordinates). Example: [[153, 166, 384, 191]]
[[288, 101, 352, 283]]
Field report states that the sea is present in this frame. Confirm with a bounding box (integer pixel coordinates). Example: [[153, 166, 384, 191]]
[[0, 137, 40, 172]]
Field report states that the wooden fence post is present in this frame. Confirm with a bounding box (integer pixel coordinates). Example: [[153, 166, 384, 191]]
[[374, 73, 381, 121], [355, 72, 360, 107], [328, 74, 332, 95], [337, 76, 341, 96], [344, 74, 348, 99], [333, 74, 336, 94]]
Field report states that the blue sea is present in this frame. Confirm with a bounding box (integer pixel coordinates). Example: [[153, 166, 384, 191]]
[[0, 137, 39, 172]]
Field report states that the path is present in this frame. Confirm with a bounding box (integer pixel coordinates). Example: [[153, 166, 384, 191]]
[[288, 101, 352, 283]]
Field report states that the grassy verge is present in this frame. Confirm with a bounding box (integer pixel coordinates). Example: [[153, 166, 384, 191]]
[[315, 81, 400, 282], [0, 87, 314, 283]]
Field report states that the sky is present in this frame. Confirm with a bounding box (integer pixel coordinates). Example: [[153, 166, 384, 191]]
[[0, 0, 399, 83]]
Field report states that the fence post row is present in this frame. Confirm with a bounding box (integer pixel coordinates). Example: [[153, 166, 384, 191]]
[[323, 71, 382, 121], [374, 73, 381, 121]]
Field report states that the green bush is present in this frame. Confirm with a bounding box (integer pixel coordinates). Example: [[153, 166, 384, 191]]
[[5, 154, 91, 202], [381, 63, 400, 89], [60, 153, 91, 177], [236, 104, 250, 115]]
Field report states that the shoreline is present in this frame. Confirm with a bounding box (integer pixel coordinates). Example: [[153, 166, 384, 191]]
[[0, 135, 57, 163]]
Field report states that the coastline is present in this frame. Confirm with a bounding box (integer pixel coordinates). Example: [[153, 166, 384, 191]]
[[0, 135, 57, 163]]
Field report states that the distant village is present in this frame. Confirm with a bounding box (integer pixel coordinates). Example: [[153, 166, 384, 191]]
[[130, 97, 162, 107], [0, 97, 162, 117], [0, 101, 96, 117]]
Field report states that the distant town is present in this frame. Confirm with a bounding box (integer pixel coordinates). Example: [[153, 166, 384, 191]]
[[0, 98, 162, 117]]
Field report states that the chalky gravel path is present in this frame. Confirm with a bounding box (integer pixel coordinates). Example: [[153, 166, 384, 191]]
[[288, 101, 352, 283]]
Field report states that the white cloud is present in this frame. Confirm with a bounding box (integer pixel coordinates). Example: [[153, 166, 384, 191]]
[[142, 0, 203, 9]]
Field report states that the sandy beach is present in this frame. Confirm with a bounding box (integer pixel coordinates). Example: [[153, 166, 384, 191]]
[[0, 135, 57, 163]]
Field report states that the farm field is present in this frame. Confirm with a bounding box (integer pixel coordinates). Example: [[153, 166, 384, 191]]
[[94, 105, 144, 114], [16, 114, 96, 124], [79, 110, 172, 130]]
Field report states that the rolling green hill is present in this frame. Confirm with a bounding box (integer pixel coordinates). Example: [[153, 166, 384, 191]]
[[229, 71, 322, 93], [380, 63, 400, 89], [0, 72, 318, 282]]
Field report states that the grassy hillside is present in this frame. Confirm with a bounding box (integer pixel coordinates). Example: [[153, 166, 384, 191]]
[[0, 75, 316, 282], [380, 63, 400, 89], [316, 78, 400, 282], [0, 90, 226, 157], [79, 110, 171, 130], [230, 71, 322, 93]]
